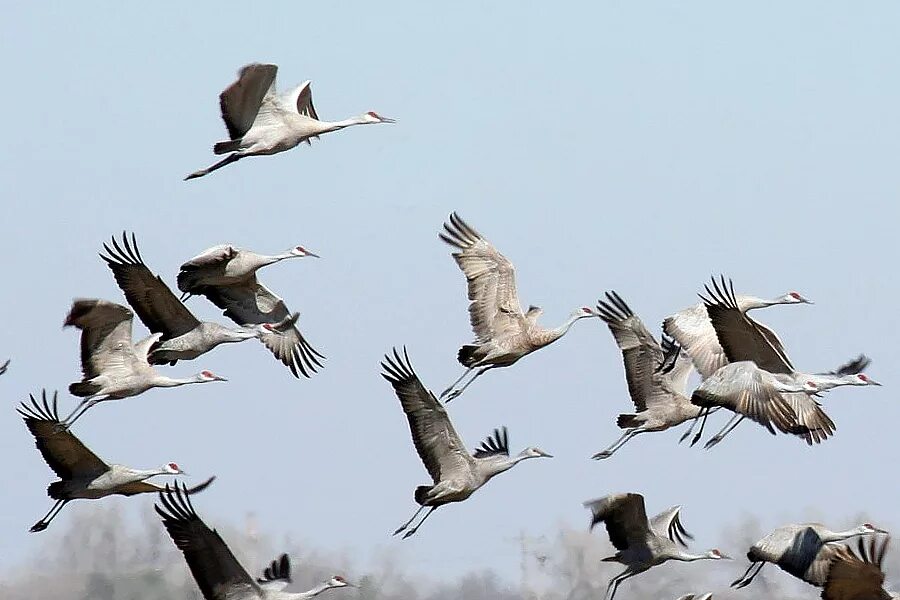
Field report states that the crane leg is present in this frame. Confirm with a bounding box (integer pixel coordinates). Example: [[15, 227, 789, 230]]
[[591, 428, 644, 460], [605, 567, 641, 600], [392, 505, 426, 536], [402, 506, 438, 539], [690, 408, 712, 447], [731, 561, 764, 588], [679, 418, 699, 443], [30, 499, 70, 532], [59, 398, 100, 430], [184, 153, 243, 181], [440, 367, 474, 399], [444, 367, 492, 403], [704, 415, 744, 450]]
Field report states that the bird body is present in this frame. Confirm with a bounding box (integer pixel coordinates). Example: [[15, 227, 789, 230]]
[[381, 348, 551, 538], [63, 299, 226, 428], [732, 522, 886, 589], [439, 213, 592, 400], [19, 391, 214, 532], [589, 292, 701, 459], [185, 63, 394, 180], [584, 492, 729, 600]]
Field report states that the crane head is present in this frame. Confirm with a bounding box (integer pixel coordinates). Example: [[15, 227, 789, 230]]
[[706, 548, 731, 559], [328, 575, 356, 588], [862, 523, 889, 534], [854, 373, 882, 386], [163, 462, 185, 475], [290, 245, 320, 258], [780, 291, 813, 305], [523, 447, 554, 459], [198, 370, 228, 382], [363, 111, 396, 124]]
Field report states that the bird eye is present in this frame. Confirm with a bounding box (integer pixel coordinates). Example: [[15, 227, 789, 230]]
[[790, 292, 801, 300]]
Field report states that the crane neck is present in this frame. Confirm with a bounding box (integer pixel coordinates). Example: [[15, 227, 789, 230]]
[[318, 116, 369, 134], [294, 581, 333, 599], [155, 375, 202, 388], [672, 551, 716, 562], [824, 528, 867, 542]]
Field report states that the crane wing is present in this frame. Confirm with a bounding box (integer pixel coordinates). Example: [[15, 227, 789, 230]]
[[17, 390, 108, 478], [219, 63, 278, 140], [781, 392, 835, 445], [663, 303, 729, 379], [692, 362, 799, 434], [583, 492, 652, 552], [701, 276, 794, 374], [820, 355, 872, 377], [156, 484, 262, 600], [822, 536, 892, 600], [118, 476, 216, 497], [381, 348, 472, 484], [661, 335, 695, 395], [257, 553, 292, 589], [440, 213, 525, 344], [291, 81, 319, 120], [473, 427, 510, 458], [102, 232, 200, 339], [199, 280, 324, 378], [594, 292, 670, 412], [649, 505, 694, 548], [64, 299, 142, 380]]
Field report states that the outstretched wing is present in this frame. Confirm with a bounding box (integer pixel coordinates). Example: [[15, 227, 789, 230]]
[[177, 245, 238, 294], [473, 427, 510, 458], [101, 232, 200, 339], [701, 276, 794, 374], [821, 355, 872, 377], [291, 81, 319, 120], [663, 302, 728, 379], [257, 553, 292, 589], [199, 280, 324, 378], [822, 536, 892, 600], [440, 213, 525, 343], [18, 390, 108, 478], [781, 392, 835, 445], [381, 347, 472, 483], [156, 484, 261, 600], [219, 63, 278, 140], [649, 505, 695, 548], [583, 492, 652, 552], [64, 299, 140, 380], [118, 476, 216, 497]]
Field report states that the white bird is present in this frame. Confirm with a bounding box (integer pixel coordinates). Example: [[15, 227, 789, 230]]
[[731, 522, 887, 590], [63, 299, 227, 428], [439, 212, 593, 401], [156, 485, 355, 600], [584, 492, 730, 600], [589, 292, 701, 460], [382, 347, 552, 539], [664, 286, 811, 378], [177, 243, 319, 301], [101, 232, 277, 365], [256, 553, 354, 598], [185, 63, 394, 180], [176, 245, 324, 379], [20, 390, 214, 532], [822, 535, 897, 600]]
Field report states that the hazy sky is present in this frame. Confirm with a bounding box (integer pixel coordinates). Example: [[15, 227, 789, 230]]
[[2, 1, 899, 589]]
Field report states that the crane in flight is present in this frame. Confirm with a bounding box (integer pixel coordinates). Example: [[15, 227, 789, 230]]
[[185, 63, 394, 180]]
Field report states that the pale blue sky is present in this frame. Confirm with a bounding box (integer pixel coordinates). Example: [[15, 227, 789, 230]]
[[1, 1, 898, 586]]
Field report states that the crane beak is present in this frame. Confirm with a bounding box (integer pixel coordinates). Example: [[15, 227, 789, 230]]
[[378, 115, 396, 124], [537, 450, 554, 458], [213, 375, 228, 382], [869, 378, 883, 386]]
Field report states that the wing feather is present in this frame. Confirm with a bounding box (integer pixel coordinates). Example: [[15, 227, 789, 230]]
[[219, 63, 278, 140], [583, 492, 652, 552]]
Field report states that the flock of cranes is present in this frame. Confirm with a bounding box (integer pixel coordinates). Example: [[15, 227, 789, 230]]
[[6, 61, 891, 600]]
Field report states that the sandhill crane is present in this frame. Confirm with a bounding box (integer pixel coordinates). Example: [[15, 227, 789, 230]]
[[588, 292, 702, 460], [822, 536, 896, 600], [19, 390, 215, 532], [381, 347, 552, 538], [663, 287, 811, 378], [156, 485, 354, 599], [185, 63, 394, 180], [177, 243, 319, 301], [584, 492, 730, 600], [689, 361, 819, 447], [63, 299, 227, 428], [731, 522, 886, 590], [438, 213, 593, 401], [695, 276, 873, 447], [177, 247, 324, 379], [0, 358, 8, 375], [101, 232, 279, 365], [256, 553, 353, 597]]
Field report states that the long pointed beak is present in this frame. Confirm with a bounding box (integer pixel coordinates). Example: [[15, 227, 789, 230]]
[[305, 250, 321, 258], [870, 378, 883, 386], [215, 376, 228, 382], [540, 450, 554, 458], [379, 116, 396, 124]]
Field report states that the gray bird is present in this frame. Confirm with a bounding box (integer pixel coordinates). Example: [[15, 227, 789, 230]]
[[20, 390, 214, 532], [584, 492, 730, 600], [382, 347, 552, 539]]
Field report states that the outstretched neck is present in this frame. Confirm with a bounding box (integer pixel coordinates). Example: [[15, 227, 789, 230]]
[[295, 582, 332, 599], [672, 551, 716, 562], [825, 528, 867, 542], [319, 115, 368, 134], [541, 314, 586, 343], [155, 376, 201, 388]]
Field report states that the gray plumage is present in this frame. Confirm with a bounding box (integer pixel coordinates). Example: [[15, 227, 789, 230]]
[[156, 485, 352, 600], [589, 292, 700, 460], [20, 390, 214, 532], [584, 492, 729, 600], [731, 522, 887, 590], [382, 347, 552, 539], [439, 213, 593, 401]]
